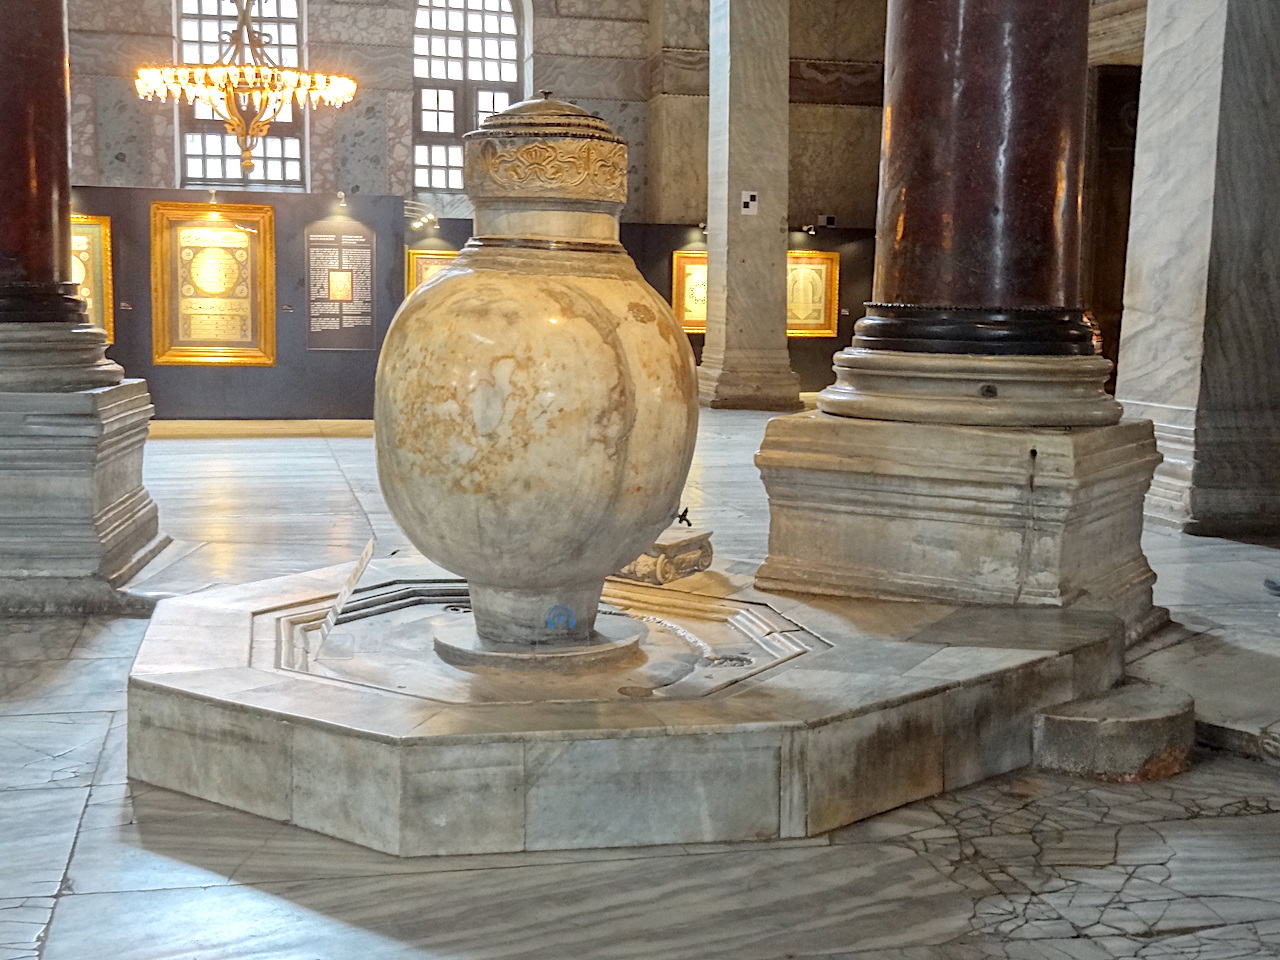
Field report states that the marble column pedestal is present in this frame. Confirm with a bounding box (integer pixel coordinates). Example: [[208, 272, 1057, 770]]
[[0, 379, 169, 613], [755, 410, 1165, 645]]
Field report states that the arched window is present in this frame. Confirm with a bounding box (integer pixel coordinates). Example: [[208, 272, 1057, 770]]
[[414, 0, 522, 192], [178, 0, 305, 187]]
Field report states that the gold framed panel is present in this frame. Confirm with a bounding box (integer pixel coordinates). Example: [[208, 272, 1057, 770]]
[[784, 249, 841, 338], [70, 214, 115, 343], [671, 248, 841, 338], [672, 249, 709, 334], [405, 248, 458, 298], [151, 201, 276, 366]]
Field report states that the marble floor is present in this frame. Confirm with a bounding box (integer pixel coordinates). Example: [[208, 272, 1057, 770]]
[[3, 409, 1280, 960]]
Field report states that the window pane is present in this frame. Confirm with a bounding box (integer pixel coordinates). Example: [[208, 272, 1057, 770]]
[[415, 0, 523, 194]]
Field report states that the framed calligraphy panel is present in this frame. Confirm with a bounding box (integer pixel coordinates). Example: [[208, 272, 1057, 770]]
[[150, 201, 276, 366], [69, 214, 115, 343], [405, 248, 458, 298], [672, 249, 841, 338]]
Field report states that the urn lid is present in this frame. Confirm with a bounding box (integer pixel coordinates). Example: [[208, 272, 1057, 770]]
[[462, 92, 628, 206]]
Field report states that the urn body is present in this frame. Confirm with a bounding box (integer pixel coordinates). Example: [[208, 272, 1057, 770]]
[[375, 242, 698, 644]]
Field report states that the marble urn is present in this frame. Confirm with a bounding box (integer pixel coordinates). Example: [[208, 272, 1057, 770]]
[[375, 96, 699, 656]]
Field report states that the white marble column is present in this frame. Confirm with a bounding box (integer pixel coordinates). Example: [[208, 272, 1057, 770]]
[[696, 0, 801, 411], [1115, 0, 1280, 535]]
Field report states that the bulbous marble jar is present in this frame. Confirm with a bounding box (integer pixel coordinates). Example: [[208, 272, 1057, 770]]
[[375, 96, 698, 650]]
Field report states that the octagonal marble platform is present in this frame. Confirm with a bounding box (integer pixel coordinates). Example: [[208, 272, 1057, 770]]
[[127, 556, 1124, 856]]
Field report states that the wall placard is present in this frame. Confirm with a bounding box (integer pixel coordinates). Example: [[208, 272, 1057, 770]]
[[405, 248, 458, 298], [150, 201, 276, 366], [306, 220, 376, 350], [70, 214, 115, 343], [672, 249, 841, 338]]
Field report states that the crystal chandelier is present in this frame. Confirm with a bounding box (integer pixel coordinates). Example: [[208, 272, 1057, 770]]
[[135, 0, 356, 174]]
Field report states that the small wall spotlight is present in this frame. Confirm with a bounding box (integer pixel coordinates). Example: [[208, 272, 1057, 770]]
[[337, 190, 348, 208], [802, 224, 817, 236]]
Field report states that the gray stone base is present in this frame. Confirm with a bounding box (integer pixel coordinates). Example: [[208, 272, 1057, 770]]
[[128, 560, 1124, 856], [1033, 682, 1195, 781], [0, 379, 169, 614], [697, 349, 803, 411], [754, 411, 1163, 644]]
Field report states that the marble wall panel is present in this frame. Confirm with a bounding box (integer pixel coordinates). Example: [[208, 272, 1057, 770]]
[[648, 0, 710, 53], [310, 109, 339, 194], [69, 30, 173, 79], [648, 47, 709, 96], [309, 2, 415, 45], [333, 93, 392, 196], [309, 43, 413, 92], [533, 54, 650, 101], [789, 0, 887, 63], [69, 81, 99, 187], [385, 90, 416, 198], [94, 78, 161, 189], [68, 0, 172, 36], [149, 107, 177, 189], [789, 60, 883, 106], [645, 94, 707, 223], [573, 98, 649, 221], [534, 17, 648, 59], [789, 103, 881, 229], [556, 0, 646, 20]]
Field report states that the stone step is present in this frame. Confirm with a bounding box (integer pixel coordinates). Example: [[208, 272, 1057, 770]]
[[1033, 682, 1195, 782]]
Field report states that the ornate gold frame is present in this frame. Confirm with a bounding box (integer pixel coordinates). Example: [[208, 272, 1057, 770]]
[[783, 249, 841, 338], [150, 201, 276, 365], [405, 248, 458, 298], [671, 249, 709, 334], [671, 248, 841, 338], [70, 214, 115, 343]]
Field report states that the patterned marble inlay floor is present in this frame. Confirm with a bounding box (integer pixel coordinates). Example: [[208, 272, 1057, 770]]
[[2, 409, 1280, 959]]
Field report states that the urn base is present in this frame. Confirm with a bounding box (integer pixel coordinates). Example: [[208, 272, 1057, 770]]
[[434, 611, 645, 670], [471, 581, 605, 646]]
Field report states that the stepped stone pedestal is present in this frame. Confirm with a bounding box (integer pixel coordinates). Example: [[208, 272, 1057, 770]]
[[756, 412, 1162, 642], [0, 380, 167, 613]]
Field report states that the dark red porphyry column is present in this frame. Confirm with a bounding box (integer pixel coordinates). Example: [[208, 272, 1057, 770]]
[[854, 0, 1098, 356], [0, 0, 118, 390]]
